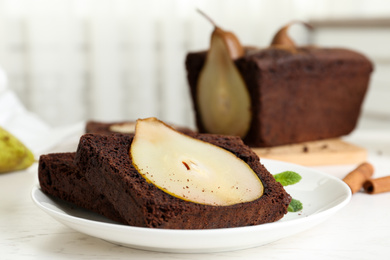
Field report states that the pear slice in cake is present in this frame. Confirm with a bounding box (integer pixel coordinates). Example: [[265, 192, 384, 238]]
[[130, 117, 263, 206]]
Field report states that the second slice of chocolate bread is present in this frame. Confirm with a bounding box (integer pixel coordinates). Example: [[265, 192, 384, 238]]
[[75, 133, 291, 229], [86, 120, 195, 136], [38, 152, 125, 224]]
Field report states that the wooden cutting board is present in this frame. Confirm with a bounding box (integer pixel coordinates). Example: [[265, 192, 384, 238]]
[[251, 138, 367, 166]]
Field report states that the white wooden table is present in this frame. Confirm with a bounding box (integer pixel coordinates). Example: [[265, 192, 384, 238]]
[[1, 120, 390, 260]]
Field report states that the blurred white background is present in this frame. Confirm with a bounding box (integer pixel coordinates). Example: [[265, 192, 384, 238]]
[[0, 0, 389, 129]]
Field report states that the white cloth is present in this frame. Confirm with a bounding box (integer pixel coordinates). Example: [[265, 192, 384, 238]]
[[0, 67, 83, 156]]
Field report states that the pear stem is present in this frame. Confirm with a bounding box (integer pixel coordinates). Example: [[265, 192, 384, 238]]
[[197, 9, 217, 27]]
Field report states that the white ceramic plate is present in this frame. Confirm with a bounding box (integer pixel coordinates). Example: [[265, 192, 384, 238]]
[[31, 159, 351, 253]]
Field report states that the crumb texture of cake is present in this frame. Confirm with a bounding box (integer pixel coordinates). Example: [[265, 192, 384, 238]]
[[38, 152, 125, 223], [74, 133, 291, 229], [185, 47, 373, 147]]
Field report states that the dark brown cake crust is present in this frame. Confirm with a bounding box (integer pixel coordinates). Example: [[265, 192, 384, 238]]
[[38, 153, 125, 224], [185, 47, 373, 147], [75, 133, 291, 229]]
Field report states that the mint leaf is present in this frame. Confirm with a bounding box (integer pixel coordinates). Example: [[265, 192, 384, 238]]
[[273, 171, 303, 213], [274, 171, 302, 186], [288, 198, 303, 212]]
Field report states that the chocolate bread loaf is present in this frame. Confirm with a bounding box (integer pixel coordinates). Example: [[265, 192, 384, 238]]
[[38, 152, 125, 224], [185, 47, 373, 147], [75, 133, 291, 229]]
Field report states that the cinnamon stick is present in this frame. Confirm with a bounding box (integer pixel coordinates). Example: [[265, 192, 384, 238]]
[[343, 162, 374, 194], [363, 176, 390, 194]]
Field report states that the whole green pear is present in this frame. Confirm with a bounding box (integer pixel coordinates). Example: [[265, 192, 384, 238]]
[[0, 126, 35, 173]]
